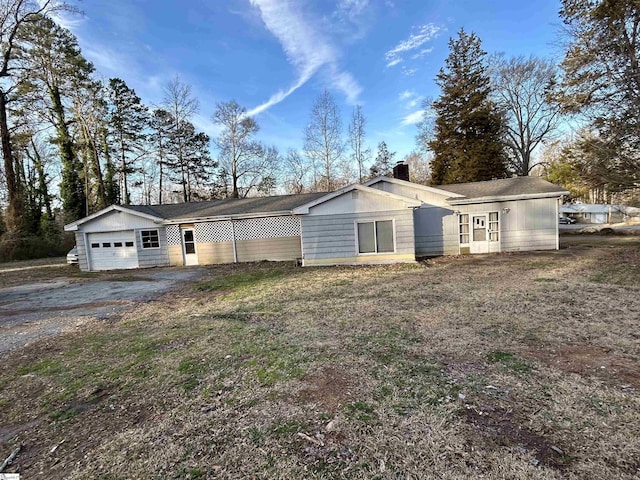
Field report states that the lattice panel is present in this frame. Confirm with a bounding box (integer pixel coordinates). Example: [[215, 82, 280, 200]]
[[234, 216, 301, 241], [166, 225, 181, 246], [195, 221, 233, 243]]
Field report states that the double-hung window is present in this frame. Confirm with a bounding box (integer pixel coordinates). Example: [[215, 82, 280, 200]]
[[141, 230, 160, 249], [357, 220, 394, 254]]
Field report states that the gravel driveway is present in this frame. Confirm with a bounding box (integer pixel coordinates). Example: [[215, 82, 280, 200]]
[[0, 267, 207, 355]]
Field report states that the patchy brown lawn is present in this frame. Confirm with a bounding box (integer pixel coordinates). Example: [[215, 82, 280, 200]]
[[1, 237, 639, 479]]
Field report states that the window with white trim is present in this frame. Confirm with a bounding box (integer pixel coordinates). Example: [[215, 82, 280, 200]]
[[141, 230, 159, 249], [357, 220, 394, 254], [459, 214, 469, 245], [489, 212, 499, 241]]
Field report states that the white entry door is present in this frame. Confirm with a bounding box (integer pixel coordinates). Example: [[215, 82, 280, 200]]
[[470, 214, 489, 254], [181, 228, 198, 266]]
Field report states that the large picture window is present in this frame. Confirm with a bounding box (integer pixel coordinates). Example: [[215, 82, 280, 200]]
[[357, 220, 394, 254], [141, 230, 159, 249]]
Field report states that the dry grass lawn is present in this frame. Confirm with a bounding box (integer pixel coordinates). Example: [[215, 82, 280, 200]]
[[1, 236, 639, 479]]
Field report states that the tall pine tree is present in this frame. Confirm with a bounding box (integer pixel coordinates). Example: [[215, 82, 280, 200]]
[[427, 29, 507, 185], [19, 15, 93, 222], [107, 78, 148, 205]]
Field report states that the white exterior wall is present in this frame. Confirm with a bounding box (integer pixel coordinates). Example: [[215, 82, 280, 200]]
[[413, 197, 560, 256], [301, 210, 415, 265], [75, 210, 168, 271], [370, 180, 452, 206]]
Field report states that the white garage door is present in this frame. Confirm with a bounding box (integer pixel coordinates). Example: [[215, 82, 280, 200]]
[[87, 231, 138, 271]]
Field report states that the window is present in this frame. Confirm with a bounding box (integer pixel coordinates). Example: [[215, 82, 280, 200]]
[[357, 220, 394, 254], [459, 214, 469, 244], [102, 242, 111, 248], [114, 242, 123, 247], [125, 241, 134, 247], [141, 230, 160, 249], [489, 212, 499, 242], [91, 243, 100, 248]]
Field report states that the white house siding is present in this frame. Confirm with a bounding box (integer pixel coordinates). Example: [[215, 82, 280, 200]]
[[413, 206, 459, 256], [79, 210, 160, 233], [306, 189, 414, 215], [301, 209, 415, 266], [136, 227, 169, 268], [455, 198, 558, 253], [74, 210, 165, 271], [370, 180, 452, 206]]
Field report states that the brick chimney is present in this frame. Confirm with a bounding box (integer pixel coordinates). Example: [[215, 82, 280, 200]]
[[392, 161, 409, 182]]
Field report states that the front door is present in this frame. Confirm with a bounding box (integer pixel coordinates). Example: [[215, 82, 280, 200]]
[[470, 214, 489, 254], [181, 228, 198, 265]]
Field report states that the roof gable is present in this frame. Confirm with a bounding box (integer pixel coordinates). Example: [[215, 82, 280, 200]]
[[64, 205, 164, 231], [293, 183, 421, 214], [364, 176, 464, 198]]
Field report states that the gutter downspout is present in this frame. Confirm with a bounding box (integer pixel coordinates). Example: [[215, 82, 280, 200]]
[[230, 218, 238, 263], [556, 198, 560, 250]]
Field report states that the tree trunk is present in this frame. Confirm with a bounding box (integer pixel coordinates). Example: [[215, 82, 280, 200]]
[[29, 138, 52, 219], [158, 137, 164, 205], [119, 133, 129, 205], [81, 123, 106, 210], [50, 86, 85, 222], [0, 89, 23, 234]]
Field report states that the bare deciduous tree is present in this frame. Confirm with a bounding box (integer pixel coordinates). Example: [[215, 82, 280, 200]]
[[162, 75, 199, 201], [348, 105, 369, 182], [492, 55, 561, 176], [282, 149, 308, 194], [304, 90, 344, 192], [213, 100, 274, 198]]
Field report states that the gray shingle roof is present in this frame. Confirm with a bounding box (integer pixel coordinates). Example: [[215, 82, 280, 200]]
[[439, 176, 568, 200], [124, 192, 327, 221]]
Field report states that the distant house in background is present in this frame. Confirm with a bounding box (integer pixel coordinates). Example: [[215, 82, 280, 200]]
[[65, 168, 569, 271], [560, 203, 623, 224]]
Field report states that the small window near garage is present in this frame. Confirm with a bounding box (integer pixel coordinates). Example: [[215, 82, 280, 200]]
[[102, 242, 111, 248], [357, 220, 394, 254], [141, 230, 160, 249], [114, 242, 123, 247], [489, 212, 499, 242], [459, 214, 470, 245], [91, 243, 100, 248], [125, 241, 134, 247]]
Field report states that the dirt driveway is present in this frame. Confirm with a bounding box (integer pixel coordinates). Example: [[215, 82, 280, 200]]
[[0, 266, 207, 355]]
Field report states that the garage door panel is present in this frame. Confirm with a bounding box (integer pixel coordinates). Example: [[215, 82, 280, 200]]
[[88, 231, 138, 271]]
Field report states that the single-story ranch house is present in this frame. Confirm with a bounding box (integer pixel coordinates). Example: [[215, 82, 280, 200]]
[[64, 171, 568, 271]]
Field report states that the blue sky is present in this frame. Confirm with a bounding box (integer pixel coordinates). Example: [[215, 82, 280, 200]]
[[62, 0, 563, 162]]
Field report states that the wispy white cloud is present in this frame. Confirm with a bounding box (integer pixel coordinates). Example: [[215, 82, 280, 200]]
[[83, 46, 125, 74], [411, 47, 433, 60], [398, 90, 423, 111], [192, 113, 224, 141], [401, 109, 425, 126], [385, 23, 442, 67], [36, 0, 84, 30], [247, 0, 362, 115], [399, 90, 415, 101], [402, 66, 417, 77], [337, 0, 369, 20], [329, 0, 373, 41]]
